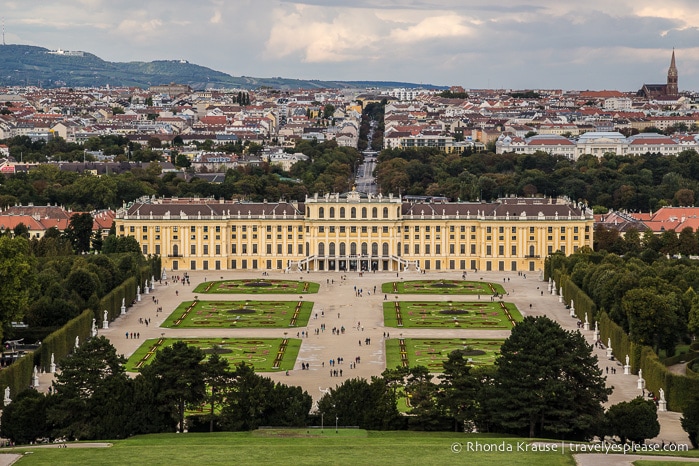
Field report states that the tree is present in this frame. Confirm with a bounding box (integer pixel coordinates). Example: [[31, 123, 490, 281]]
[[681, 394, 699, 448], [0, 236, 35, 341], [47, 336, 135, 440], [606, 398, 659, 444], [1, 389, 49, 444], [622, 283, 683, 355], [65, 213, 94, 254], [202, 352, 232, 432], [439, 350, 479, 432], [140, 341, 206, 432], [486, 316, 610, 439]]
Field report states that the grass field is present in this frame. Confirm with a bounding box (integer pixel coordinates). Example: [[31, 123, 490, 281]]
[[385, 338, 504, 371], [3, 430, 586, 465], [382, 280, 506, 295], [383, 301, 522, 329], [194, 279, 320, 294], [125, 338, 301, 372], [161, 300, 313, 328]]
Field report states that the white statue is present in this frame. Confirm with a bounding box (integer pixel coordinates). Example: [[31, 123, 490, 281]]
[[607, 338, 612, 348], [122, 297, 125, 307], [75, 336, 79, 348], [92, 318, 96, 330], [4, 386, 9, 400], [638, 369, 643, 380], [659, 388, 665, 402], [103, 309, 108, 322], [625, 354, 629, 366], [51, 353, 54, 365]]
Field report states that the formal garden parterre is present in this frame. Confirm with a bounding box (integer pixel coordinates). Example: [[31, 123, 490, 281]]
[[194, 279, 320, 294], [125, 337, 301, 372], [385, 338, 504, 371], [161, 300, 313, 328], [383, 300, 522, 329], [382, 279, 506, 295]]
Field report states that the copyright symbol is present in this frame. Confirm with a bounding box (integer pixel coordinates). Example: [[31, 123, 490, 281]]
[[451, 442, 462, 453]]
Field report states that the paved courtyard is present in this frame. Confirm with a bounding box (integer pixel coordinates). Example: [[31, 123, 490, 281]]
[[36, 268, 691, 445]]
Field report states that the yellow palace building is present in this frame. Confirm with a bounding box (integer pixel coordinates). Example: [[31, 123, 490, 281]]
[[115, 191, 593, 273]]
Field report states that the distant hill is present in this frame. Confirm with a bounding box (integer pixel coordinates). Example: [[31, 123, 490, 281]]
[[0, 44, 445, 91]]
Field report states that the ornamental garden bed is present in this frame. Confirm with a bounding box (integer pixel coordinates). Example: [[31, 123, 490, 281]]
[[383, 301, 521, 329], [161, 300, 314, 328], [194, 279, 320, 294], [385, 338, 503, 371], [125, 337, 301, 372], [381, 280, 505, 295]]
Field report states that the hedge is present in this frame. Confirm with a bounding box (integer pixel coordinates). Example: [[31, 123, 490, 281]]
[[39, 309, 93, 372], [0, 351, 35, 401]]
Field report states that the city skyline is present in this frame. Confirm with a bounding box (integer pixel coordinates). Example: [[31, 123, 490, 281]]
[[1, 0, 698, 91]]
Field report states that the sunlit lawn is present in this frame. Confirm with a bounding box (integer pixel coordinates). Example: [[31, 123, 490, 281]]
[[161, 300, 313, 328], [385, 338, 503, 372], [382, 280, 506, 295], [125, 338, 300, 372], [194, 279, 319, 294], [383, 301, 521, 329]]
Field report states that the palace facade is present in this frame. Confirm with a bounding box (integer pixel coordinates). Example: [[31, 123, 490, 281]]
[[115, 192, 593, 273]]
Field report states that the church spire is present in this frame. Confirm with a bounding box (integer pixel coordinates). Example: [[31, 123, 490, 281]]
[[667, 48, 678, 96]]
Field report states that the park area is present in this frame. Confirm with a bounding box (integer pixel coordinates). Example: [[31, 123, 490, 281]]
[[385, 338, 503, 371], [382, 279, 506, 295], [194, 279, 320, 294], [161, 300, 313, 328], [383, 301, 521, 329], [125, 337, 301, 372]]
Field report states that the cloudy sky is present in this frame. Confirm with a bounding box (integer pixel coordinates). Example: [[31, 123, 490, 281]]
[[2, 0, 698, 91]]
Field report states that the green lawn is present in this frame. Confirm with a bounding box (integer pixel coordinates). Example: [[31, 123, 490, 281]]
[[161, 300, 313, 328], [194, 279, 320, 294], [125, 338, 301, 372], [385, 338, 504, 372], [5, 431, 582, 466], [382, 280, 506, 295], [384, 301, 522, 329]]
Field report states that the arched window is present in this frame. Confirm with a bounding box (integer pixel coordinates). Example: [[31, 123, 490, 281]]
[[340, 207, 346, 218], [382, 242, 389, 256], [351, 207, 357, 219], [529, 245, 535, 256], [318, 207, 324, 219], [361, 207, 367, 219], [318, 242, 325, 256], [340, 242, 346, 255], [329, 242, 336, 256], [372, 207, 378, 218], [383, 207, 389, 219], [329, 207, 335, 218], [361, 242, 368, 255], [372, 242, 378, 256], [350, 242, 357, 255], [173, 245, 179, 256]]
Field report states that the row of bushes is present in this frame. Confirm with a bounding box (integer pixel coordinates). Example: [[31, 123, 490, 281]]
[[39, 310, 93, 372], [551, 269, 598, 324], [0, 351, 35, 401]]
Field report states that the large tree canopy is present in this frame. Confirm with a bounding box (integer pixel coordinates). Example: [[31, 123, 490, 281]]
[[486, 316, 610, 439]]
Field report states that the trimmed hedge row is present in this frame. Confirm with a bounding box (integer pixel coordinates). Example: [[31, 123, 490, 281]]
[[39, 309, 92, 371], [0, 351, 35, 402], [98, 265, 151, 324]]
